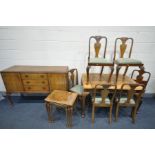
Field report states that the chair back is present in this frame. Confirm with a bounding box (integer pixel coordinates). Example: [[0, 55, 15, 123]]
[[88, 36, 107, 60], [131, 69, 151, 89], [68, 69, 78, 88], [114, 37, 134, 60], [93, 83, 117, 105], [118, 83, 145, 106]]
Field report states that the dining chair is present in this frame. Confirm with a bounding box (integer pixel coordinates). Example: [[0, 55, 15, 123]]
[[131, 69, 151, 111], [92, 83, 117, 124], [115, 83, 145, 123], [86, 36, 114, 84], [68, 68, 89, 117], [114, 37, 144, 82]]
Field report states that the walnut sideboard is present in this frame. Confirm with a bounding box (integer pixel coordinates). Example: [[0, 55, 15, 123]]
[[0, 65, 69, 105]]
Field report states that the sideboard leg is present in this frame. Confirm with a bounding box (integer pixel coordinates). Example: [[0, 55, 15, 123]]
[[20, 93, 25, 98], [6, 93, 14, 106]]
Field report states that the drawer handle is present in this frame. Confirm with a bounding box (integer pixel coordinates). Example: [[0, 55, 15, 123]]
[[42, 81, 45, 84], [25, 75, 29, 78], [26, 81, 30, 84], [28, 87, 31, 90], [42, 87, 46, 90], [40, 75, 44, 78]]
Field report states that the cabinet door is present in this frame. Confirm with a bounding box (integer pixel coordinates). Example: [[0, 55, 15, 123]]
[[1, 73, 23, 92], [48, 73, 68, 91]]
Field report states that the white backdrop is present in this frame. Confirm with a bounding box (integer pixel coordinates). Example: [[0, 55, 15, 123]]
[[0, 26, 155, 93]]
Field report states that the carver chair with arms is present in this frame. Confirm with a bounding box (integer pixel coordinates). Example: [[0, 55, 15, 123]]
[[68, 68, 89, 117], [131, 69, 151, 112]]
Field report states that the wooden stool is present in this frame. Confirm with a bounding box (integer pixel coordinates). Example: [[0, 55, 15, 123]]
[[44, 90, 78, 128]]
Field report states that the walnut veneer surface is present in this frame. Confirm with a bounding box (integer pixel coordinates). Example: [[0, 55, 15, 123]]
[[1, 65, 69, 93], [82, 73, 141, 90]]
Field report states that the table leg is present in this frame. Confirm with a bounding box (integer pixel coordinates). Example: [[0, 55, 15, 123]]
[[86, 66, 90, 84], [109, 106, 113, 124], [123, 66, 129, 77], [81, 95, 86, 118], [108, 66, 114, 82], [100, 66, 104, 76], [116, 66, 121, 83], [136, 98, 143, 113]]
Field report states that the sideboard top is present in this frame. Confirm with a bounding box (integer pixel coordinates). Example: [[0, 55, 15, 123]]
[[1, 65, 69, 73]]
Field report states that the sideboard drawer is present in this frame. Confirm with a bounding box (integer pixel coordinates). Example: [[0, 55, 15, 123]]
[[23, 80, 48, 86], [24, 85, 49, 92], [21, 73, 47, 80]]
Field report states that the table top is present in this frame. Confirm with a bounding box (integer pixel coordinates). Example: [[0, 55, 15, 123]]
[[82, 73, 140, 90], [1, 65, 68, 73], [45, 90, 78, 106]]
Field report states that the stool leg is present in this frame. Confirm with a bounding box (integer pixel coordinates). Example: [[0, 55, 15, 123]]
[[66, 107, 69, 127], [69, 107, 73, 128], [66, 107, 73, 128], [45, 102, 53, 123]]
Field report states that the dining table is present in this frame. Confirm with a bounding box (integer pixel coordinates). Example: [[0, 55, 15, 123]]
[[81, 73, 142, 90]]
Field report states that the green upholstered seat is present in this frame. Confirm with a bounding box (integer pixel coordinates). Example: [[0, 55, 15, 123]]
[[119, 97, 135, 105], [70, 85, 83, 95], [89, 58, 113, 64], [94, 96, 111, 104], [115, 58, 142, 65]]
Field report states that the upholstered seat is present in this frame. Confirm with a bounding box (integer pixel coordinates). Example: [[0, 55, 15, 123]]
[[94, 96, 111, 104], [70, 85, 83, 95], [115, 58, 142, 65], [119, 97, 135, 104], [89, 58, 113, 65]]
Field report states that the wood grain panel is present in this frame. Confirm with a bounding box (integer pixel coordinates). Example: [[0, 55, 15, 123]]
[[1, 73, 23, 92], [48, 73, 68, 91]]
